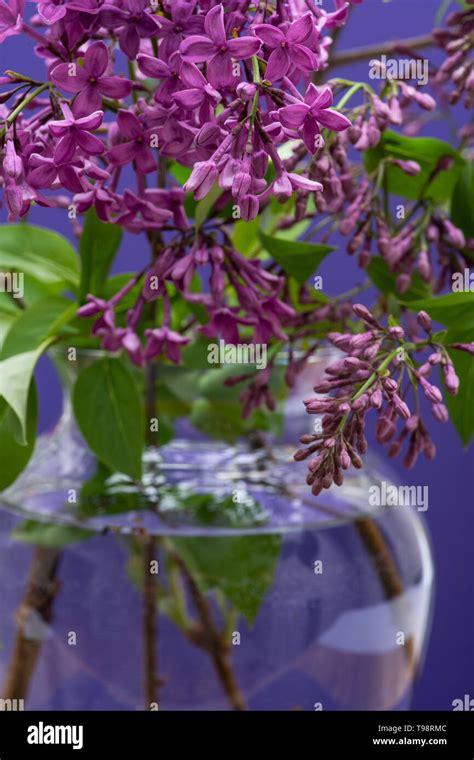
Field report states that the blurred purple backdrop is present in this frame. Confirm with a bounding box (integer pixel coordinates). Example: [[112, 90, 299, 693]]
[[1, 0, 472, 710]]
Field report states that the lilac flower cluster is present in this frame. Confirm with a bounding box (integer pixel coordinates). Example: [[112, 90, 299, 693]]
[[0, 0, 359, 225], [434, 3, 474, 108], [294, 304, 471, 495]]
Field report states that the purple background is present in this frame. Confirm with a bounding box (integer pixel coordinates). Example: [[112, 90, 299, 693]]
[[1, 0, 473, 710]]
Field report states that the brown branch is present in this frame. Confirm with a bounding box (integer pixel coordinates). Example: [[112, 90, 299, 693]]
[[329, 34, 434, 68], [168, 548, 247, 711], [3, 547, 61, 702], [355, 517, 416, 670]]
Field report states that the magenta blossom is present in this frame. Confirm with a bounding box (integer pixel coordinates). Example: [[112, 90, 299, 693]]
[[51, 41, 132, 117], [144, 327, 190, 364], [49, 103, 104, 163], [0, 0, 24, 42], [180, 4, 261, 89], [100, 0, 160, 59], [279, 84, 351, 152], [254, 14, 318, 82], [155, 0, 202, 60], [106, 110, 157, 173]]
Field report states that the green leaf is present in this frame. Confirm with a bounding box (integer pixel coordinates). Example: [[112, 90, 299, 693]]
[[170, 162, 192, 185], [365, 131, 465, 203], [0, 382, 37, 490], [1, 296, 76, 359], [173, 533, 281, 624], [0, 346, 48, 444], [405, 292, 474, 332], [181, 334, 215, 369], [231, 217, 260, 255], [73, 358, 144, 480], [0, 307, 16, 351], [195, 183, 224, 229], [12, 520, 93, 547], [367, 257, 432, 302], [444, 336, 474, 447], [79, 209, 122, 301], [451, 162, 474, 239], [259, 232, 334, 284], [0, 224, 79, 288]]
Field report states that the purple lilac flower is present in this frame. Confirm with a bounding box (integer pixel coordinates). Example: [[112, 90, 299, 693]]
[[106, 110, 156, 173], [51, 41, 132, 116], [254, 14, 318, 82], [180, 4, 261, 88]]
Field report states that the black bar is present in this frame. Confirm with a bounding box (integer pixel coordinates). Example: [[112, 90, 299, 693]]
[[0, 711, 473, 757]]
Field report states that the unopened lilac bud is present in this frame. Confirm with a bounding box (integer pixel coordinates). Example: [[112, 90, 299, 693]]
[[392, 393, 411, 420], [3, 140, 22, 179], [344, 357, 366, 370], [450, 342, 474, 356], [333, 469, 344, 487], [347, 447, 363, 469], [352, 303, 379, 327], [443, 363, 459, 395], [322, 472, 334, 489], [352, 394, 369, 412], [392, 159, 421, 176], [422, 435, 436, 460], [240, 194, 259, 221], [195, 123, 221, 146], [388, 440, 402, 458], [417, 249, 432, 282], [428, 352, 442, 365], [405, 414, 419, 432], [236, 82, 256, 101], [417, 362, 433, 377], [382, 377, 398, 394], [357, 433, 368, 454], [370, 388, 383, 408], [419, 377, 443, 403], [396, 273, 412, 293], [416, 310, 432, 333], [294, 448, 312, 462], [376, 416, 396, 443], [442, 219, 465, 248], [388, 326, 405, 340], [340, 449, 351, 470], [432, 403, 449, 423], [252, 150, 268, 178]]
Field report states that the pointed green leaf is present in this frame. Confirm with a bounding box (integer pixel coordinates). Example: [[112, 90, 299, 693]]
[[73, 358, 144, 480]]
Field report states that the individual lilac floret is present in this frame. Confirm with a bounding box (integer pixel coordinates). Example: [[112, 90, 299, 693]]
[[51, 42, 132, 117], [180, 4, 261, 88]]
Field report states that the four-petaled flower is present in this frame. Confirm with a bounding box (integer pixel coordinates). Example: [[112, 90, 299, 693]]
[[100, 0, 161, 59], [180, 4, 261, 88], [254, 14, 318, 82], [144, 327, 190, 364], [106, 110, 157, 173], [51, 41, 132, 117], [279, 84, 351, 152], [49, 102, 104, 163]]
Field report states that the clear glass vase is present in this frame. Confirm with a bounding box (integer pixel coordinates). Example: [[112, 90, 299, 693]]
[[0, 349, 434, 711]]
